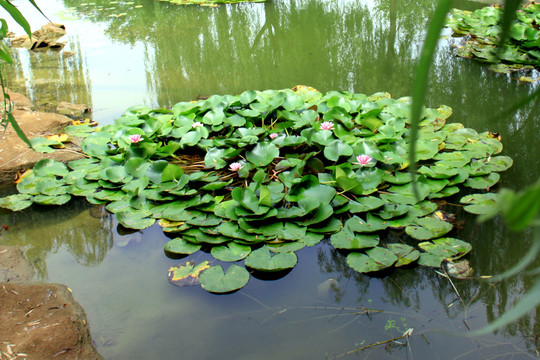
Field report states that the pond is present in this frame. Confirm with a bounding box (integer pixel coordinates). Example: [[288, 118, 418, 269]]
[[1, 0, 540, 358]]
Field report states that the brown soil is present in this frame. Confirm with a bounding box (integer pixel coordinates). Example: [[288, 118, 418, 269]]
[[0, 246, 103, 360], [0, 90, 85, 183]]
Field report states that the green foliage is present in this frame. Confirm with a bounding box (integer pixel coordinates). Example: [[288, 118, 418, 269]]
[[0, 87, 511, 292], [447, 3, 540, 73]]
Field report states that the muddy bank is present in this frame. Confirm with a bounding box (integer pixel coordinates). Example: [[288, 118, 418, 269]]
[[0, 90, 86, 183], [0, 246, 103, 360]]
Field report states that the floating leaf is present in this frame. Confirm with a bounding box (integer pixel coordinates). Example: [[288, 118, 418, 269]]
[[168, 260, 211, 287], [460, 193, 500, 215], [164, 238, 202, 255], [0, 193, 33, 211], [246, 142, 279, 167], [330, 228, 379, 250], [199, 264, 250, 293], [388, 243, 420, 267], [418, 238, 472, 267], [115, 209, 155, 230], [346, 247, 398, 273], [244, 247, 297, 272], [405, 217, 453, 240], [211, 242, 251, 261]]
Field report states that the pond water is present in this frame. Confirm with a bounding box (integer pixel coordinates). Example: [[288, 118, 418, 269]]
[[1, 0, 540, 359]]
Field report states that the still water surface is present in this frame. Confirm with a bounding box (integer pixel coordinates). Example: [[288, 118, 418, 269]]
[[1, 0, 539, 358]]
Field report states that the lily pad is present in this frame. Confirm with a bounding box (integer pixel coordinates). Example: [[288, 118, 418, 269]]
[[199, 264, 250, 294], [346, 247, 398, 273], [211, 242, 251, 261], [388, 243, 420, 267], [418, 238, 472, 267], [244, 247, 298, 272], [460, 193, 500, 215], [405, 217, 453, 240], [168, 260, 211, 287], [0, 194, 33, 211], [164, 237, 202, 255], [330, 229, 379, 250]]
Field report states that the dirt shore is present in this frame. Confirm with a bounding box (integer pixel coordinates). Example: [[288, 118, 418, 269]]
[[0, 246, 103, 360]]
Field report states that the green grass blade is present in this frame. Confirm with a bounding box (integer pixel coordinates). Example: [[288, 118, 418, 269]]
[[496, 0, 521, 53], [26, 0, 51, 22], [7, 112, 32, 148], [409, 0, 454, 198], [0, 0, 32, 38]]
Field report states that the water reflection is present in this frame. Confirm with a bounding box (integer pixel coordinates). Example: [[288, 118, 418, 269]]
[[6, 34, 93, 115], [0, 199, 114, 278], [62, 0, 443, 105]]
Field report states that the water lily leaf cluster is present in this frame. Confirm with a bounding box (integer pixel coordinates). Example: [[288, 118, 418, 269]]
[[447, 3, 540, 73], [0, 87, 513, 293]]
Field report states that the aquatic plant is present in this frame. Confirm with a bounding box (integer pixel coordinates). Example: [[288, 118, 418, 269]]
[[0, 87, 512, 293], [447, 2, 540, 75]]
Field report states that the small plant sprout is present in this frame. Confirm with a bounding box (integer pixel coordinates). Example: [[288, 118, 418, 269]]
[[229, 162, 243, 172], [355, 154, 372, 166], [129, 134, 143, 143], [269, 133, 278, 139], [320, 121, 334, 130], [192, 121, 204, 128]]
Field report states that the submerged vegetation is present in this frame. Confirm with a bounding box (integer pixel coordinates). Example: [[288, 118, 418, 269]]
[[0, 86, 512, 293], [447, 2, 540, 75]]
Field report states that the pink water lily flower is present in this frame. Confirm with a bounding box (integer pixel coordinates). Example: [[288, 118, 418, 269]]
[[320, 121, 334, 130], [229, 162, 243, 172], [129, 134, 143, 143], [192, 121, 204, 128], [269, 133, 278, 139], [355, 154, 373, 166]]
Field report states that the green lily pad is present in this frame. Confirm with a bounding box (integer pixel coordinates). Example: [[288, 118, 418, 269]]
[[418, 238, 472, 267], [300, 232, 325, 246], [32, 194, 71, 205], [33, 159, 69, 177], [405, 217, 453, 240], [244, 247, 298, 272], [460, 193, 500, 215], [463, 172, 500, 189], [388, 243, 420, 267], [265, 241, 305, 253], [210, 242, 252, 261], [115, 209, 156, 230], [346, 247, 398, 273], [199, 264, 250, 294], [345, 214, 389, 233], [348, 196, 385, 213], [0, 193, 33, 211], [330, 229, 379, 250], [246, 142, 280, 167], [164, 237, 202, 255]]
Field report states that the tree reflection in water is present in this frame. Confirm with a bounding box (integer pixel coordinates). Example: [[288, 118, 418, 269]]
[[0, 198, 114, 278]]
